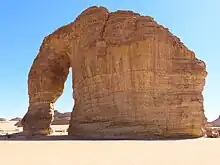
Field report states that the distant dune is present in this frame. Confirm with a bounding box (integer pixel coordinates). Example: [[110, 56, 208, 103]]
[[0, 138, 220, 165]]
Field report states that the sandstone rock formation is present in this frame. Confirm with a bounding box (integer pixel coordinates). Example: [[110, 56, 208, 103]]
[[21, 6, 207, 139], [205, 128, 219, 138], [10, 117, 22, 121], [52, 110, 71, 125], [208, 115, 220, 127], [15, 121, 22, 127], [15, 110, 71, 127]]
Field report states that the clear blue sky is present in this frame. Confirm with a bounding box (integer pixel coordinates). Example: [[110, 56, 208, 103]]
[[0, 0, 219, 121]]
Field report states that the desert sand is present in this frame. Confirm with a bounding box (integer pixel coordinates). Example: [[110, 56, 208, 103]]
[[0, 122, 219, 165], [0, 138, 219, 165]]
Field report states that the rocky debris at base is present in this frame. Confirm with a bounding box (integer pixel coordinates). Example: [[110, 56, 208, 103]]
[[205, 128, 220, 138]]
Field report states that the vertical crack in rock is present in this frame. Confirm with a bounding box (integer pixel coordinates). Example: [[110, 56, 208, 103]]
[[22, 6, 207, 139], [96, 9, 110, 60], [100, 11, 110, 40]]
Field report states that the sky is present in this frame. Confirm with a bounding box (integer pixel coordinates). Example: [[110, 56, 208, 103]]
[[0, 0, 219, 121]]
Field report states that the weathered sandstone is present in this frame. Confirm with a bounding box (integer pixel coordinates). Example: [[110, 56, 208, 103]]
[[16, 110, 70, 127], [10, 117, 22, 121], [205, 128, 219, 138], [52, 110, 71, 125], [21, 6, 207, 138], [208, 115, 220, 127]]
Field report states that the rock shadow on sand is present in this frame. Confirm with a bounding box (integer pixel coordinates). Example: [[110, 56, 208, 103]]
[[0, 132, 200, 141]]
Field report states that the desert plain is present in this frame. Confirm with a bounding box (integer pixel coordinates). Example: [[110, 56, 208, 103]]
[[0, 121, 219, 165], [1, 137, 220, 165]]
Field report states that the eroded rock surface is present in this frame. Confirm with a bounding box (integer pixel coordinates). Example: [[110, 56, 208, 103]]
[[16, 110, 70, 127], [52, 110, 71, 125], [21, 6, 207, 139], [10, 117, 22, 121], [208, 115, 220, 127], [205, 128, 220, 138]]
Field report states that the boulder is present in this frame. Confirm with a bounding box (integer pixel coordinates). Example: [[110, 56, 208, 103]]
[[206, 128, 219, 138]]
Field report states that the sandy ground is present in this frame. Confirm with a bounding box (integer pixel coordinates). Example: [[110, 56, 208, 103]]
[[1, 122, 220, 165], [0, 138, 220, 165], [0, 122, 69, 135]]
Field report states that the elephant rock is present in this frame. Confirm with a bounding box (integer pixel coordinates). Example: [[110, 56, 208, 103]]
[[21, 6, 207, 139]]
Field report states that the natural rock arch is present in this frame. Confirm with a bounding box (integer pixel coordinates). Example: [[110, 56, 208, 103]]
[[21, 6, 207, 139]]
